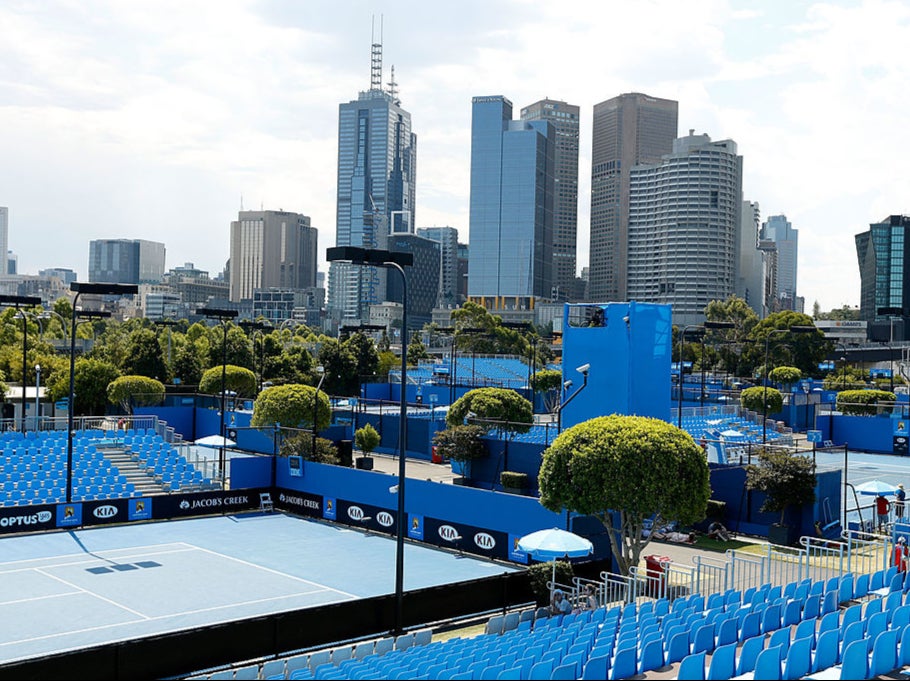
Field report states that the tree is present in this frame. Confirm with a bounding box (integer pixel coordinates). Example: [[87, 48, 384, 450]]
[[530, 369, 562, 412], [432, 424, 488, 463], [749, 311, 826, 378], [407, 332, 430, 366], [768, 366, 801, 386], [250, 383, 331, 430], [199, 365, 257, 397], [121, 328, 169, 381], [354, 423, 380, 458], [107, 375, 166, 413], [746, 448, 816, 526], [279, 433, 339, 465], [538, 415, 710, 575], [172, 343, 204, 386], [740, 386, 783, 415], [446, 387, 533, 435], [318, 338, 358, 396], [836, 389, 896, 415], [344, 332, 380, 383], [207, 324, 253, 370], [47, 358, 120, 416]]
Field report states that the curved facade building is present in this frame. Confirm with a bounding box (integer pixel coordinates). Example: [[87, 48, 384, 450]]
[[627, 131, 743, 326]]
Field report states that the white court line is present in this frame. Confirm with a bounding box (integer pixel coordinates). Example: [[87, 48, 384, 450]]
[[0, 591, 83, 607], [34, 567, 151, 619], [0, 542, 196, 571], [0, 546, 198, 576], [0, 587, 353, 650], [189, 544, 360, 599]]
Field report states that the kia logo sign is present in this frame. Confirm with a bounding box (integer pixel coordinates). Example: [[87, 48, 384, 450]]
[[439, 525, 460, 541], [377, 511, 394, 527], [93, 505, 118, 519], [474, 532, 495, 550], [347, 506, 365, 521]]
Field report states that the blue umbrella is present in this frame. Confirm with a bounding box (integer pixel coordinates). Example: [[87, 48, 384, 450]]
[[855, 480, 899, 496], [518, 527, 594, 592]]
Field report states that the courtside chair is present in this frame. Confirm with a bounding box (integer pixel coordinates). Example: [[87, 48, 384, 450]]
[[706, 641, 736, 680], [676, 651, 706, 681]]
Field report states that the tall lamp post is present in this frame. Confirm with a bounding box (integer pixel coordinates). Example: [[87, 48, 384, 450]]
[[312, 365, 326, 456], [65, 283, 137, 503], [699, 321, 735, 407], [198, 307, 239, 489], [761, 325, 816, 444], [328, 246, 412, 635], [556, 363, 590, 432], [239, 320, 273, 394], [676, 324, 704, 429], [0, 295, 42, 431]]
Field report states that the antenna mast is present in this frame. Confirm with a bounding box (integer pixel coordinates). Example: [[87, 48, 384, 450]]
[[387, 65, 398, 103], [370, 15, 383, 91]]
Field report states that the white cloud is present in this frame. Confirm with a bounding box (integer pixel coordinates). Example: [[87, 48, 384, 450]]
[[0, 0, 905, 312]]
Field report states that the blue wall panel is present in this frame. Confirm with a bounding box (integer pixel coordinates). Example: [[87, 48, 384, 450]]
[[561, 302, 672, 429], [232, 455, 272, 488]]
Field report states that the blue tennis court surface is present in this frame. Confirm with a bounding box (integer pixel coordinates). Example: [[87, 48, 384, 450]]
[[0, 512, 517, 664]]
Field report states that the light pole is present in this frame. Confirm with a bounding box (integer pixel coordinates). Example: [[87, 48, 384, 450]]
[[0, 295, 42, 432], [556, 363, 591, 432], [761, 325, 817, 444], [34, 363, 41, 430], [312, 365, 326, 457], [677, 325, 704, 429], [239, 320, 273, 394], [699, 321, 735, 407], [198, 307, 239, 489], [328, 246, 413, 635], [65, 283, 137, 503]]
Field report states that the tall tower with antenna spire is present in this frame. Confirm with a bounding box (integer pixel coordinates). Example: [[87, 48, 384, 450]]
[[328, 18, 417, 330]]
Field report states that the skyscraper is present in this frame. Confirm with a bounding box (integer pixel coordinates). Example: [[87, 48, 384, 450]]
[[416, 226, 460, 309], [761, 215, 799, 311], [89, 238, 165, 284], [328, 29, 417, 325], [520, 99, 579, 301], [856, 215, 910, 340], [468, 95, 554, 311], [737, 200, 766, 318], [228, 210, 318, 301], [589, 93, 678, 302], [626, 131, 743, 325]]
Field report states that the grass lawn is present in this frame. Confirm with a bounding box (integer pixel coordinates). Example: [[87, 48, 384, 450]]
[[656, 534, 765, 553]]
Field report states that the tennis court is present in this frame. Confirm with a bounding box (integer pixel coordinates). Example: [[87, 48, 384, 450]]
[[0, 512, 517, 665]]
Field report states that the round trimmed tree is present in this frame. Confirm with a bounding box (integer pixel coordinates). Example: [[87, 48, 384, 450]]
[[251, 383, 331, 430], [199, 364, 257, 398], [740, 386, 783, 416], [539, 415, 710, 575], [446, 387, 533, 435], [107, 375, 165, 413]]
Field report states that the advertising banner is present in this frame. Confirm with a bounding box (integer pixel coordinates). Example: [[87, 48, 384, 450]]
[[0, 504, 56, 535]]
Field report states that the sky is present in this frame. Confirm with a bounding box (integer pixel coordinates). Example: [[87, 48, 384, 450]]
[[2, 0, 909, 312]]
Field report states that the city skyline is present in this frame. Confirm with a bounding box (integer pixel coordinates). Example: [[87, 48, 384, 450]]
[[1, 1, 907, 311]]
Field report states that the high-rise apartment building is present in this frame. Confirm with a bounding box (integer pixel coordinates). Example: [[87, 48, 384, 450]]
[[387, 232, 440, 332], [520, 99, 579, 301], [737, 201, 766, 318], [468, 95, 554, 311], [761, 214, 799, 311], [89, 238, 165, 284], [589, 93, 678, 302], [856, 215, 910, 341], [328, 32, 417, 326], [626, 131, 743, 326], [416, 226, 459, 309], [229, 210, 317, 302]]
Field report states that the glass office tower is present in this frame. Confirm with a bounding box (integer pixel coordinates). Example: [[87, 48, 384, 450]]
[[328, 42, 416, 326], [468, 96, 554, 312]]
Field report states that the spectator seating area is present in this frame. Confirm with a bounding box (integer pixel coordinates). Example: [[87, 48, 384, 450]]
[[0, 428, 213, 506], [680, 415, 787, 445], [196, 564, 910, 680]]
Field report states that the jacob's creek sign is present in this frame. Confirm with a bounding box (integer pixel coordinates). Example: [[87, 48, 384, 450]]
[[145, 489, 263, 519], [275, 491, 322, 518]]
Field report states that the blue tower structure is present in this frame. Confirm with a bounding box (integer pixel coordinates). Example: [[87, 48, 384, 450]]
[[560, 301, 672, 430]]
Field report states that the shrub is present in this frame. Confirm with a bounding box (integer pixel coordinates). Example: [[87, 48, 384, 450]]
[[705, 499, 727, 520], [199, 364, 257, 397], [354, 423, 380, 456], [432, 424, 488, 463], [746, 448, 816, 526], [836, 389, 896, 415], [107, 375, 165, 413], [279, 433, 339, 465], [768, 366, 801, 385], [500, 471, 529, 490], [527, 560, 574, 606], [740, 386, 783, 415]]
